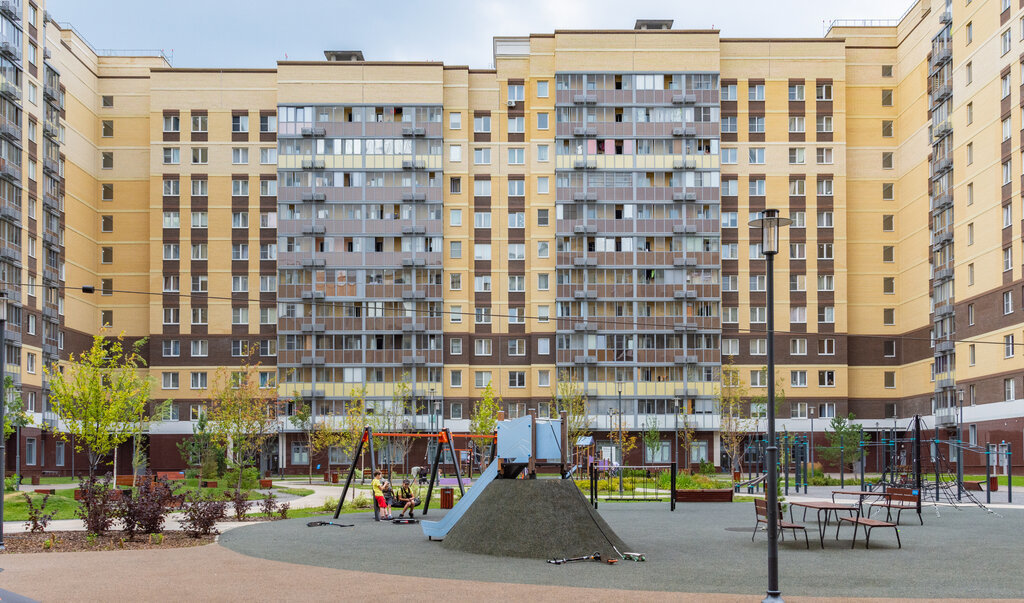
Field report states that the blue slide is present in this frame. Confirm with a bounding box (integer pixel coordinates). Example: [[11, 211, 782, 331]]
[[421, 459, 499, 540]]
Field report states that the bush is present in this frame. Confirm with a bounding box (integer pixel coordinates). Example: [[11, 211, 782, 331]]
[[278, 502, 289, 520], [180, 491, 226, 537], [184, 468, 200, 480], [259, 492, 278, 519], [23, 493, 56, 533], [227, 487, 252, 521], [119, 474, 183, 539], [351, 494, 372, 509], [699, 460, 717, 475], [222, 467, 260, 490], [4, 473, 19, 492], [76, 475, 118, 536], [200, 455, 221, 480], [320, 496, 339, 512]]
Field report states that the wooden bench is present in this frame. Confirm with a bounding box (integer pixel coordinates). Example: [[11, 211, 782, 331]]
[[870, 487, 922, 525], [753, 499, 809, 549], [837, 513, 901, 549], [155, 471, 185, 481], [115, 475, 136, 487], [33, 488, 56, 495], [963, 480, 984, 491]]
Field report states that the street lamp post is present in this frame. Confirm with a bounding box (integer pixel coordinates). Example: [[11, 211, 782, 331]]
[[616, 379, 624, 494], [675, 398, 680, 469], [750, 208, 791, 603], [808, 405, 815, 472]]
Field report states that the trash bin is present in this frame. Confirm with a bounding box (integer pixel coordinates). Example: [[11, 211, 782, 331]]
[[331, 472, 339, 484], [440, 487, 454, 509], [989, 476, 999, 492]]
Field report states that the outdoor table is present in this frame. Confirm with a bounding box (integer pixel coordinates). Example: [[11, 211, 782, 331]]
[[830, 490, 892, 515], [790, 501, 858, 548]]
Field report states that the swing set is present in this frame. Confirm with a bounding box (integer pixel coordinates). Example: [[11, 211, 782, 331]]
[[332, 427, 497, 520]]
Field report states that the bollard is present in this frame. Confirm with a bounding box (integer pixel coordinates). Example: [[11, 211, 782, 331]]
[[934, 439, 941, 503], [985, 443, 992, 505], [1006, 442, 1012, 504], [860, 441, 865, 490], [670, 462, 677, 512]]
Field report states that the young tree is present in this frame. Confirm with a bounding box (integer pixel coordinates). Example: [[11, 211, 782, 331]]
[[340, 386, 368, 481], [3, 377, 32, 480], [816, 413, 870, 470], [718, 357, 755, 475], [45, 334, 151, 479], [642, 415, 661, 465], [469, 381, 501, 468], [288, 397, 316, 484], [310, 417, 344, 480], [206, 355, 281, 491], [675, 401, 697, 471], [177, 412, 222, 480], [550, 370, 591, 466]]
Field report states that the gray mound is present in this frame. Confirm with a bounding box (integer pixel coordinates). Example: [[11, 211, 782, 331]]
[[441, 478, 630, 560]]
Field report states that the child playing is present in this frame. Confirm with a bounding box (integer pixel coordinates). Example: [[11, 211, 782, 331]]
[[371, 470, 393, 521]]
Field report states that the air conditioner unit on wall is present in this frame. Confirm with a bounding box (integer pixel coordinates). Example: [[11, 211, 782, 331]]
[[506, 100, 516, 107]]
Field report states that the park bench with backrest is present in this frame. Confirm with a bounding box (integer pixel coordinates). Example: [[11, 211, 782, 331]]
[[869, 487, 922, 525], [752, 498, 809, 549], [836, 506, 901, 549]]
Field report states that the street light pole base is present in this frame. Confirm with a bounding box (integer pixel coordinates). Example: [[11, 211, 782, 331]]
[[763, 592, 783, 603]]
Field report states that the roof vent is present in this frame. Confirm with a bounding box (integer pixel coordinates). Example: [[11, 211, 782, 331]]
[[634, 19, 673, 30], [323, 50, 365, 62]]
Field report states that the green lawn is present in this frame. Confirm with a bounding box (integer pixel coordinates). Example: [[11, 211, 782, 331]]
[[272, 487, 315, 497], [3, 490, 80, 522]]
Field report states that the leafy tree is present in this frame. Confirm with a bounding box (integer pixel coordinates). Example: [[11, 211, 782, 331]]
[[608, 411, 637, 462], [45, 334, 151, 479], [470, 381, 501, 467], [676, 399, 697, 470], [750, 365, 788, 415], [177, 412, 223, 479], [340, 386, 369, 480], [816, 413, 870, 469], [550, 370, 591, 466], [309, 415, 344, 480], [288, 397, 316, 484], [206, 355, 281, 491], [3, 376, 32, 440], [642, 416, 661, 464], [718, 356, 755, 474]]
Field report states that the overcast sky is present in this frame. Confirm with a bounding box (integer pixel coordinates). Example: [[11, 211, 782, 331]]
[[46, 0, 911, 69]]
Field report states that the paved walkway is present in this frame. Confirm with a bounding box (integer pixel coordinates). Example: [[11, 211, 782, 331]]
[[0, 543, 997, 602]]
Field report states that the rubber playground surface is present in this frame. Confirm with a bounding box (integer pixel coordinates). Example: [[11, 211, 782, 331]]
[[220, 501, 1024, 599]]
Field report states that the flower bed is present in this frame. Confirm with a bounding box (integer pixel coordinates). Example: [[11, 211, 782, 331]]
[[0, 531, 215, 554]]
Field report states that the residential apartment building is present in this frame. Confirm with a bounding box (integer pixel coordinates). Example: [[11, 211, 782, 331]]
[[3, 0, 1022, 479]]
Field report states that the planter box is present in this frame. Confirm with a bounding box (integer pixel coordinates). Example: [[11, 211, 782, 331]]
[[115, 475, 136, 487], [674, 488, 734, 503], [74, 489, 82, 501], [259, 479, 273, 488], [30, 476, 40, 485], [201, 480, 218, 488], [332, 473, 339, 484], [33, 488, 56, 495]]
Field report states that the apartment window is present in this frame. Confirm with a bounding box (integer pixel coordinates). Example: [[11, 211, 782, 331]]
[[788, 84, 805, 101], [449, 273, 461, 291], [191, 275, 209, 293], [883, 308, 895, 325], [475, 307, 491, 324], [450, 370, 462, 388], [790, 274, 806, 292], [817, 211, 833, 228], [1005, 378, 1016, 401], [817, 179, 833, 196], [969, 344, 976, 365], [232, 211, 249, 229], [747, 116, 764, 133], [191, 372, 208, 390], [749, 84, 765, 100], [163, 308, 180, 325], [537, 177, 550, 195], [749, 178, 766, 196], [1005, 205, 1013, 228], [508, 116, 525, 133], [790, 243, 805, 259], [450, 304, 462, 323], [1004, 117, 1013, 141], [163, 244, 180, 260], [721, 117, 737, 133], [788, 148, 805, 165], [818, 338, 835, 355], [232, 180, 249, 196], [884, 371, 896, 389], [260, 115, 277, 133], [192, 211, 208, 228], [163, 339, 181, 358], [475, 371, 493, 388], [721, 84, 737, 100], [882, 152, 893, 169], [750, 338, 767, 355], [162, 372, 180, 390], [882, 215, 894, 231], [722, 338, 739, 355], [882, 183, 894, 200], [163, 115, 180, 132], [537, 113, 549, 129], [966, 21, 973, 44], [881, 120, 893, 137], [473, 115, 491, 133], [508, 84, 525, 101], [750, 307, 766, 323], [449, 112, 461, 129], [815, 84, 832, 101], [750, 370, 767, 388], [1007, 335, 1016, 358], [881, 89, 893, 106], [191, 243, 208, 260], [232, 115, 249, 133], [474, 275, 492, 292], [192, 179, 208, 196], [1005, 291, 1014, 315], [450, 338, 463, 355], [818, 243, 833, 260], [102, 183, 114, 200], [1003, 29, 1012, 55], [232, 147, 249, 164], [816, 147, 833, 165], [749, 148, 765, 164], [883, 277, 895, 294], [1004, 160, 1013, 185], [1004, 246, 1013, 271], [967, 223, 974, 245], [191, 115, 208, 132], [790, 370, 808, 389], [101, 95, 114, 107], [473, 148, 491, 164], [450, 209, 462, 226], [537, 145, 549, 161], [967, 102, 973, 124], [818, 371, 836, 387], [789, 307, 807, 324], [722, 307, 738, 323], [191, 340, 208, 357], [968, 263, 975, 285], [968, 303, 975, 325], [100, 246, 113, 264], [817, 274, 834, 291], [788, 117, 804, 133], [232, 276, 248, 293], [508, 244, 525, 260], [191, 147, 208, 164], [450, 241, 462, 259]]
